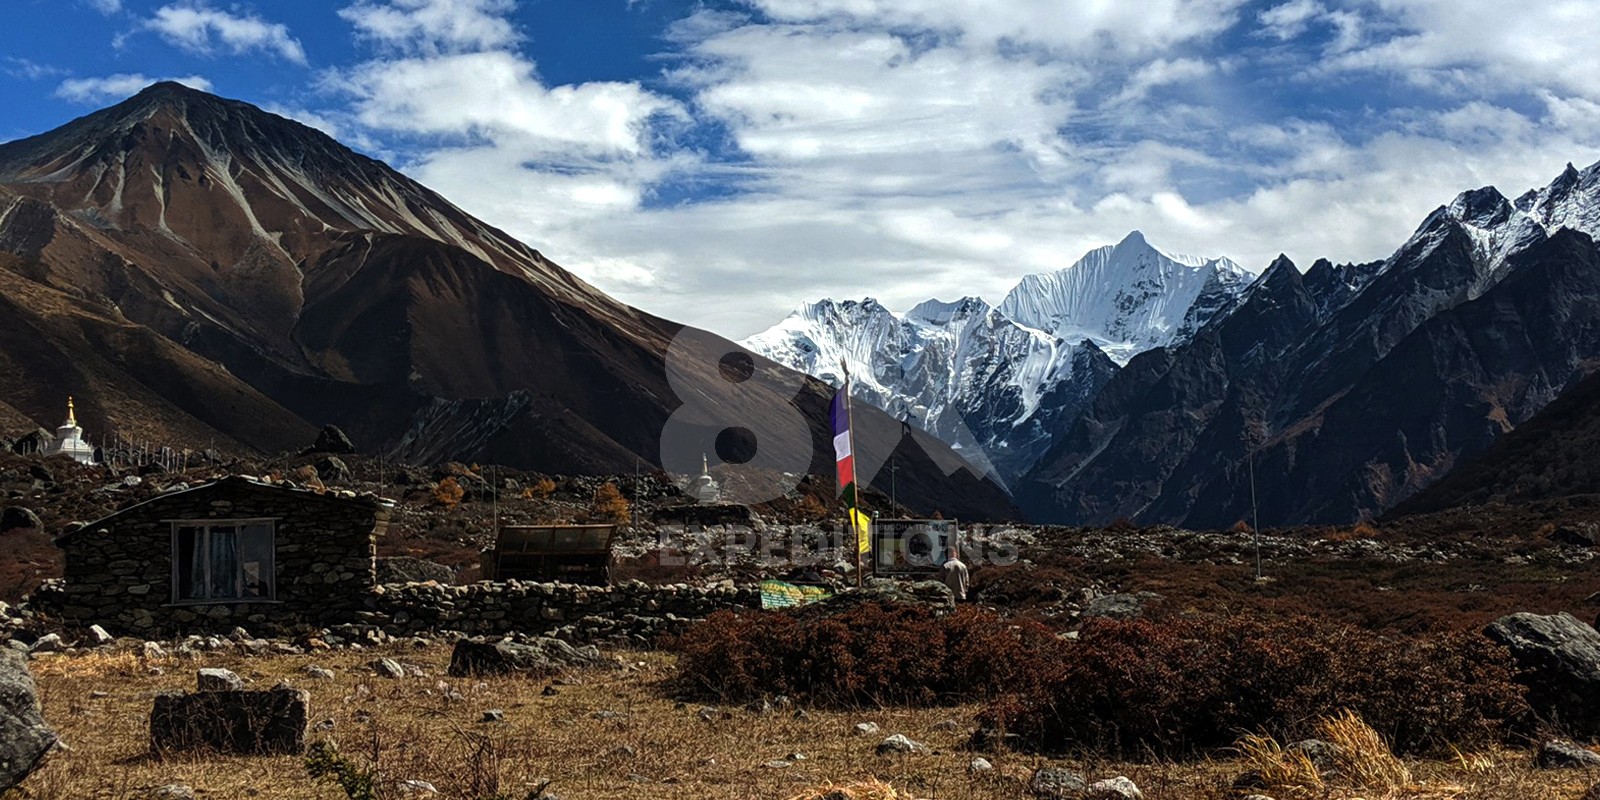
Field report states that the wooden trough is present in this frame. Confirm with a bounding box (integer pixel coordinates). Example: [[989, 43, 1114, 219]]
[[480, 524, 616, 585]]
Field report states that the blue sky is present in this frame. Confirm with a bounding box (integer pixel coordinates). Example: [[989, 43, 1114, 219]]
[[4, 0, 1600, 337]]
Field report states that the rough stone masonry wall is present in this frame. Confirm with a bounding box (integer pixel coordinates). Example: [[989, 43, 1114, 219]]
[[355, 581, 762, 644], [50, 480, 385, 635]]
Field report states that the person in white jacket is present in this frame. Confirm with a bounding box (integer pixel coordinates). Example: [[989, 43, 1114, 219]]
[[941, 537, 969, 602]]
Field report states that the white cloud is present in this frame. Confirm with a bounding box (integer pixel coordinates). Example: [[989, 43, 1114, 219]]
[[748, 0, 1248, 55], [339, 0, 519, 54], [54, 73, 212, 103], [1326, 0, 1600, 101], [333, 50, 679, 156], [303, 0, 1600, 340], [1258, 0, 1322, 40], [85, 0, 122, 14], [144, 3, 307, 63]]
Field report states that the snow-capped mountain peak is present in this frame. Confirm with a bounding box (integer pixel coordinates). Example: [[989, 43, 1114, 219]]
[[743, 231, 1247, 482], [996, 230, 1250, 362]]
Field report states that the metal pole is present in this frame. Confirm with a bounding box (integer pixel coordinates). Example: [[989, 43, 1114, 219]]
[[1250, 450, 1261, 580]]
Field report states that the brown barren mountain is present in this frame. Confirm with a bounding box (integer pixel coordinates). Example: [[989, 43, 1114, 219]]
[[0, 82, 1013, 520]]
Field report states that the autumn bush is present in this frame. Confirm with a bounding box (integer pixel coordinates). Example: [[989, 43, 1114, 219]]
[[432, 477, 465, 508], [670, 602, 1062, 708], [588, 482, 630, 524], [979, 614, 1528, 758]]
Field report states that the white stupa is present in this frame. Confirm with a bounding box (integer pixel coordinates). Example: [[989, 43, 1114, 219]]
[[43, 396, 95, 465], [689, 453, 722, 503]]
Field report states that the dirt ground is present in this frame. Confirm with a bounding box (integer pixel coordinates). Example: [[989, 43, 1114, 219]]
[[9, 644, 1595, 800]]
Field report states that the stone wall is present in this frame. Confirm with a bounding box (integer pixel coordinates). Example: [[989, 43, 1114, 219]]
[[47, 477, 387, 635], [357, 580, 761, 643]]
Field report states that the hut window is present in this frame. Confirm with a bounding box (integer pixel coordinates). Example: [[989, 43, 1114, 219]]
[[172, 521, 276, 602]]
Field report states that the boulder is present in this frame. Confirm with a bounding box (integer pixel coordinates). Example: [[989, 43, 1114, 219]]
[[0, 649, 58, 791], [196, 668, 244, 692], [1552, 525, 1600, 547], [1030, 767, 1089, 798], [307, 425, 356, 455], [1485, 612, 1600, 736], [149, 688, 309, 755], [447, 637, 606, 678], [1536, 740, 1600, 769], [0, 507, 41, 535], [315, 456, 351, 484]]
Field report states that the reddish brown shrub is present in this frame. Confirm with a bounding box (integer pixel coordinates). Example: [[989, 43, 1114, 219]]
[[979, 614, 1527, 758], [670, 602, 1064, 707]]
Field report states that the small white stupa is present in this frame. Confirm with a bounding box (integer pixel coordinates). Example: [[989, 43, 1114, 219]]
[[44, 396, 95, 465], [689, 453, 722, 503]]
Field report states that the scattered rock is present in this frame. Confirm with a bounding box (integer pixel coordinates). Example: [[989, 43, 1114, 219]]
[[1536, 740, 1600, 769], [145, 785, 196, 799], [875, 734, 930, 756], [1029, 767, 1089, 799], [969, 757, 994, 773], [481, 709, 505, 723], [87, 625, 113, 646], [304, 666, 335, 680], [149, 688, 308, 755], [1485, 612, 1600, 737], [397, 779, 439, 794], [762, 760, 791, 769], [853, 722, 880, 736], [1080, 592, 1163, 621], [371, 658, 405, 678], [28, 633, 64, 654], [0, 507, 42, 534], [1087, 776, 1144, 799], [447, 637, 605, 678], [196, 667, 244, 692], [0, 649, 58, 791], [142, 642, 167, 660]]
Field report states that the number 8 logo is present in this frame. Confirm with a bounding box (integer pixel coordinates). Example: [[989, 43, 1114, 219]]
[[660, 327, 814, 505]]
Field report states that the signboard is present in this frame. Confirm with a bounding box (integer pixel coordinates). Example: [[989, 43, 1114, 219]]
[[872, 518, 958, 576], [759, 580, 832, 609]]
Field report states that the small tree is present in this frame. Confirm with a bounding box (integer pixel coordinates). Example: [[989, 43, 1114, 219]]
[[590, 482, 630, 524], [433, 476, 465, 509], [527, 477, 557, 500]]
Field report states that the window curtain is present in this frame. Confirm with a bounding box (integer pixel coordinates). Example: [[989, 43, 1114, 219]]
[[179, 526, 204, 601], [208, 525, 238, 600]]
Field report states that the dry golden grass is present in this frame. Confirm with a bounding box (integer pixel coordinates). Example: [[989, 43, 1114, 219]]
[[5, 646, 1595, 800], [1318, 709, 1413, 792]]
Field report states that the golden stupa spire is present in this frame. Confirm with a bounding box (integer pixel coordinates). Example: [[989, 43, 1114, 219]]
[[702, 453, 709, 475], [65, 395, 77, 427]]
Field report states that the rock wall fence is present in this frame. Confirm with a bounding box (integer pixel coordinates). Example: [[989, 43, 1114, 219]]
[[356, 581, 761, 643]]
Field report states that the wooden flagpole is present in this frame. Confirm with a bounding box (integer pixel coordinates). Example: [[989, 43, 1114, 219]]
[[842, 359, 864, 588]]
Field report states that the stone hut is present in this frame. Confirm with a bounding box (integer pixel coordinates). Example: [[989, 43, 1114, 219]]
[[51, 477, 390, 634]]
